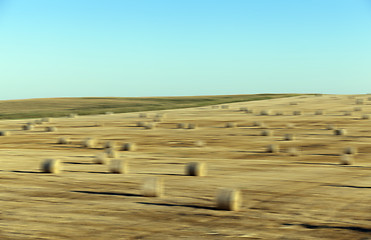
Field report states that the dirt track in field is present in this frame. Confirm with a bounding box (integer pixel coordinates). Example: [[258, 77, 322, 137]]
[[1, 94, 371, 240]]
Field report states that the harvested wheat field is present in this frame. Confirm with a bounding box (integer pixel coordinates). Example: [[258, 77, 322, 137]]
[[1, 94, 371, 240]]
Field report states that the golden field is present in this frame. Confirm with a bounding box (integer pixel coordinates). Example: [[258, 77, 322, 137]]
[[1, 94, 370, 239]]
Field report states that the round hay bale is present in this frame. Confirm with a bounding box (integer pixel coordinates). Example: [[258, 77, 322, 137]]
[[41, 117, 51, 123], [139, 113, 147, 118], [287, 147, 300, 156], [286, 123, 295, 129], [290, 102, 298, 105], [239, 107, 247, 111], [340, 155, 354, 165], [253, 121, 261, 127], [34, 119, 43, 125], [343, 147, 357, 155], [362, 114, 370, 120], [22, 124, 34, 130], [221, 105, 229, 109], [225, 122, 236, 128], [186, 162, 207, 176], [343, 111, 352, 116], [267, 144, 279, 153], [355, 99, 363, 105], [177, 123, 186, 129], [334, 129, 347, 135], [104, 141, 116, 149], [153, 116, 162, 122], [144, 123, 155, 129], [69, 113, 77, 118], [105, 148, 118, 158], [94, 122, 104, 127], [82, 138, 96, 148], [45, 126, 57, 132], [40, 159, 61, 174], [137, 121, 146, 127], [293, 111, 302, 116], [354, 107, 362, 111], [142, 177, 163, 197], [212, 105, 219, 109], [105, 112, 113, 115], [187, 123, 197, 129], [315, 110, 324, 115], [155, 113, 165, 118], [94, 153, 107, 164], [261, 130, 273, 136], [216, 188, 241, 211], [57, 137, 70, 144], [121, 142, 136, 151], [326, 124, 335, 130], [0, 130, 10, 136], [109, 159, 128, 174], [284, 134, 294, 141], [253, 121, 267, 128], [275, 111, 283, 116], [194, 140, 205, 147], [260, 110, 271, 116]]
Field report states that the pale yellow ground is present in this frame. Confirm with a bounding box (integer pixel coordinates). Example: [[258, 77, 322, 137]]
[[1, 95, 370, 240]]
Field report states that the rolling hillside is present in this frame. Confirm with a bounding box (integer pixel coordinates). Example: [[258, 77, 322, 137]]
[[0, 94, 299, 119]]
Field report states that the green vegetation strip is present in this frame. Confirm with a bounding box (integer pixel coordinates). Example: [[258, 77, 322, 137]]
[[0, 94, 304, 120]]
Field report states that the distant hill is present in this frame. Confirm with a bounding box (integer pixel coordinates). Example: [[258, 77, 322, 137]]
[[0, 94, 302, 120]]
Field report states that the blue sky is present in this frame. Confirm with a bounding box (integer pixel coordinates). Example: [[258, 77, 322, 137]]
[[0, 0, 370, 100]]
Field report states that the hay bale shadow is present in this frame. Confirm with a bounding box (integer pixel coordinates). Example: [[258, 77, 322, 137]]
[[72, 190, 141, 197], [63, 162, 95, 165], [12, 170, 42, 174], [322, 184, 371, 189], [138, 173, 184, 176], [137, 202, 215, 210], [310, 153, 339, 156], [282, 223, 371, 233], [293, 162, 338, 166]]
